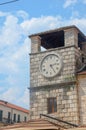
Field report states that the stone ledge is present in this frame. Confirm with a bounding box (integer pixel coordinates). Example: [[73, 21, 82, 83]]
[[29, 45, 77, 55], [29, 80, 76, 91]]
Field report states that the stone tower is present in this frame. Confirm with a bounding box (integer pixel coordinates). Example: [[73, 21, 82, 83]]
[[29, 25, 86, 125]]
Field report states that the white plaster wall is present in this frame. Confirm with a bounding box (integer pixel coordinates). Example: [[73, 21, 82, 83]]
[[0, 105, 29, 122]]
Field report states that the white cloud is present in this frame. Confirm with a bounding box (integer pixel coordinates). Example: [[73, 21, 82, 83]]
[[17, 10, 29, 20], [70, 11, 79, 19], [0, 87, 29, 109], [83, 0, 86, 4], [63, 0, 77, 8], [21, 15, 62, 35], [0, 87, 19, 102], [0, 15, 23, 47], [0, 11, 9, 17], [16, 88, 30, 108], [0, 12, 30, 108], [69, 18, 86, 34]]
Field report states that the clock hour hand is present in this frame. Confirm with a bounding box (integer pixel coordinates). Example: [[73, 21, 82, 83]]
[[50, 64, 56, 73]]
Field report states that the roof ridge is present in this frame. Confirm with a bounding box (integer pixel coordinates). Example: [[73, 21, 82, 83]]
[[0, 100, 29, 113]]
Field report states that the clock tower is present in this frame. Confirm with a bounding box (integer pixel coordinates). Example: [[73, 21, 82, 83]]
[[29, 25, 86, 125]]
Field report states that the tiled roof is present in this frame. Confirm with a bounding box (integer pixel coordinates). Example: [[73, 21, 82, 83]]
[[0, 100, 29, 114]]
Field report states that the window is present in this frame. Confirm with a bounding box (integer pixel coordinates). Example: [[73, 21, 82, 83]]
[[17, 115, 20, 123], [13, 114, 16, 122], [8, 112, 11, 123], [47, 98, 57, 114], [0, 110, 3, 121], [24, 116, 27, 122]]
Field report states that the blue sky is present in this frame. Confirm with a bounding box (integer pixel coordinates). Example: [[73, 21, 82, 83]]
[[0, 0, 86, 109]]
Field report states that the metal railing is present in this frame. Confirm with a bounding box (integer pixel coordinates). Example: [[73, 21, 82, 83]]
[[40, 114, 79, 128]]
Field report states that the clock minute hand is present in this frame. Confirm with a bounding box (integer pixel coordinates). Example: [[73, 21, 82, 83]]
[[50, 64, 56, 73], [52, 63, 56, 66]]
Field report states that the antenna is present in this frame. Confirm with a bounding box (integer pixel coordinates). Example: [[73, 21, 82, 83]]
[[0, 0, 19, 5]]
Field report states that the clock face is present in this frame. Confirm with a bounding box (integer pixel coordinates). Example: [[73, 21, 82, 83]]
[[40, 53, 63, 78]]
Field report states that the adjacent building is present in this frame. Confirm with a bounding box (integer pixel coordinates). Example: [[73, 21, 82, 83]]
[[0, 100, 29, 123], [29, 25, 86, 125]]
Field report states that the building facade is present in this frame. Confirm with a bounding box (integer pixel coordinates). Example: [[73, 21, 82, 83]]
[[29, 25, 86, 125], [0, 100, 29, 123]]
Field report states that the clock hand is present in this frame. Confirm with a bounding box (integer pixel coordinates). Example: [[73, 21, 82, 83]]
[[52, 63, 56, 66], [50, 64, 56, 73]]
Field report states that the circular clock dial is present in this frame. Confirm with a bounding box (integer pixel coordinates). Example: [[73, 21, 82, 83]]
[[40, 53, 62, 78]]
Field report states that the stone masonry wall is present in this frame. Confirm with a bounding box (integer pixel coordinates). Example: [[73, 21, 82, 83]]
[[30, 83, 79, 124], [30, 45, 81, 124], [30, 45, 79, 88]]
